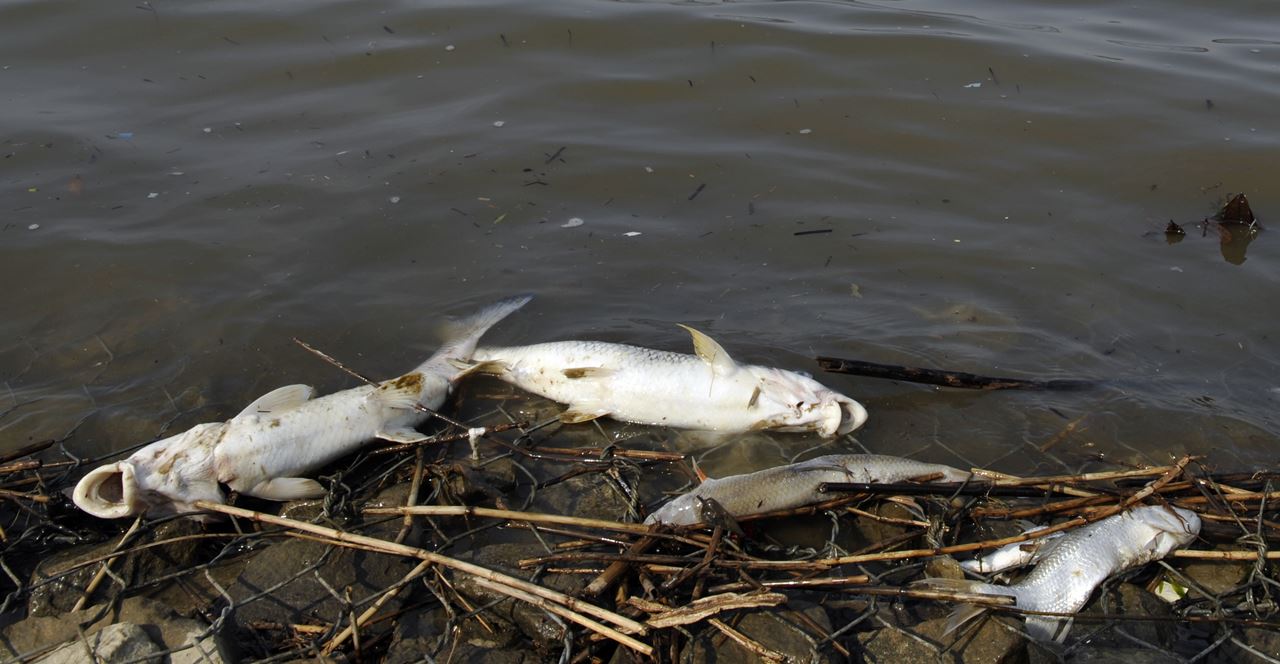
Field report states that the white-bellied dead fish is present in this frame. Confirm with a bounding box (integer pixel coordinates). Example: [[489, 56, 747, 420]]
[[72, 295, 531, 519], [920, 505, 1200, 642], [463, 325, 867, 437], [959, 524, 1063, 574], [645, 454, 971, 526]]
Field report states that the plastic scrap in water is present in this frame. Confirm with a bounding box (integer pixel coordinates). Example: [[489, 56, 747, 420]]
[[964, 82, 982, 88], [561, 217, 584, 228], [624, 231, 642, 237]]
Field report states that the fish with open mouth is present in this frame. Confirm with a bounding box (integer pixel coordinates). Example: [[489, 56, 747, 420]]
[[920, 505, 1201, 642], [73, 295, 531, 519], [461, 325, 868, 437], [646, 454, 971, 526]]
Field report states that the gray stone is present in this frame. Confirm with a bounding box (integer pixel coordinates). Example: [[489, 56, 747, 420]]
[[33, 622, 163, 664], [1, 596, 232, 663], [1069, 647, 1181, 663], [447, 542, 571, 650], [1221, 627, 1280, 661], [682, 602, 835, 664], [924, 556, 967, 582]]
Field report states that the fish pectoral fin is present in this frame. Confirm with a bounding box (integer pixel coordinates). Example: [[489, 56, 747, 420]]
[[236, 384, 316, 418], [369, 373, 427, 411], [677, 324, 737, 376], [247, 477, 326, 501], [376, 426, 430, 444], [562, 367, 613, 379], [558, 406, 610, 424]]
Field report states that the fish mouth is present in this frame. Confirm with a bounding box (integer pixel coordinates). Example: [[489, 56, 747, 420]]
[[73, 462, 141, 519], [835, 398, 869, 436]]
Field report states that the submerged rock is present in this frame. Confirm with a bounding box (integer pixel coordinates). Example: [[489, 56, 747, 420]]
[[28, 518, 203, 617], [681, 602, 835, 664], [857, 612, 1024, 664]]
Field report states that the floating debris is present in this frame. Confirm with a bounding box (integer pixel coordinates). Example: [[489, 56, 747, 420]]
[[561, 217, 584, 228], [27, 223, 39, 231], [492, 120, 505, 128], [624, 231, 642, 237], [389, 196, 401, 204], [964, 81, 982, 88]]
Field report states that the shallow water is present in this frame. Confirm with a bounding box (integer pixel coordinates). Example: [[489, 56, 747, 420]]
[[2, 0, 1278, 478]]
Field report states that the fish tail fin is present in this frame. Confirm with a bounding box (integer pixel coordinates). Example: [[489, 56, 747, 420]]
[[447, 358, 510, 377], [419, 294, 532, 374], [73, 462, 142, 519], [911, 577, 1015, 636]]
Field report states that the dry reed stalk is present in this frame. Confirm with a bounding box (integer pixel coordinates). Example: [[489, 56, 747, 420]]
[[708, 618, 787, 663], [470, 577, 653, 656], [71, 516, 143, 611], [363, 504, 655, 535], [846, 506, 929, 528], [193, 500, 652, 653], [626, 591, 787, 629], [525, 445, 686, 462], [322, 559, 433, 655], [0, 488, 50, 503], [585, 535, 659, 597], [706, 575, 871, 594], [1170, 550, 1280, 561]]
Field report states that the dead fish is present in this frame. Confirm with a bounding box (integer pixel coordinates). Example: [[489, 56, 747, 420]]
[[646, 454, 971, 526], [73, 295, 531, 519], [922, 505, 1200, 642], [959, 524, 1063, 574], [462, 325, 867, 437]]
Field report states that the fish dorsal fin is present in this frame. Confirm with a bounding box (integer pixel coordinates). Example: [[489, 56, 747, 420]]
[[677, 324, 736, 376], [236, 384, 315, 418]]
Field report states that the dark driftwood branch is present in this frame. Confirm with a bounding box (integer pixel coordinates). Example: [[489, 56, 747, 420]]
[[815, 356, 1094, 391]]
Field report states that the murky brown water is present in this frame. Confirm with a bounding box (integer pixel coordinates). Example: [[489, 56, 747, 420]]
[[2, 0, 1278, 478]]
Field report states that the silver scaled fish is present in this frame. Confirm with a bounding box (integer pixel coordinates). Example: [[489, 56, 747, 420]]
[[925, 505, 1200, 642], [464, 325, 867, 437], [73, 295, 531, 519], [646, 453, 971, 526]]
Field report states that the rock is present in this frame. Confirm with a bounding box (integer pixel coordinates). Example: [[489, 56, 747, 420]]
[[1225, 627, 1280, 660], [28, 519, 203, 617], [852, 501, 919, 546], [447, 542, 573, 651], [682, 602, 835, 664], [534, 472, 636, 523], [1, 595, 233, 663], [383, 607, 444, 664], [924, 556, 967, 582], [33, 622, 163, 664], [1027, 644, 1181, 664], [1182, 557, 1250, 597], [858, 612, 1024, 664], [229, 483, 416, 630], [1080, 583, 1174, 647]]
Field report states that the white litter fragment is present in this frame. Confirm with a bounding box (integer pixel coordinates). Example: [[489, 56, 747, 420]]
[[27, 223, 39, 231], [561, 217, 584, 228], [798, 128, 812, 134], [964, 82, 982, 88], [168, 171, 184, 176], [644, 166, 654, 173], [202, 127, 212, 133], [624, 231, 642, 237], [389, 196, 401, 204], [445, 44, 456, 51], [492, 120, 505, 127], [147, 192, 159, 199]]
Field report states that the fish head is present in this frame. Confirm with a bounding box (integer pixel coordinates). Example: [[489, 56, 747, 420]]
[[1141, 505, 1202, 553], [745, 367, 869, 437], [73, 423, 226, 520]]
